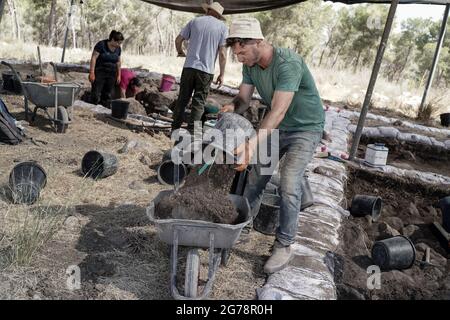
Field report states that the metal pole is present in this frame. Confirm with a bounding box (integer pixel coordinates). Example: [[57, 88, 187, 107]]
[[0, 0, 6, 26], [349, 0, 399, 161], [61, 0, 75, 63], [418, 4, 449, 114]]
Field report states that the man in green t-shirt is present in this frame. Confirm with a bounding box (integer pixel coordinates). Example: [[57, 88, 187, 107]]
[[221, 18, 325, 274]]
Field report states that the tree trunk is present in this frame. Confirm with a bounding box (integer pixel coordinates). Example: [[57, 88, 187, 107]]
[[7, 0, 20, 40], [0, 0, 6, 26], [79, 2, 85, 48], [318, 26, 335, 67], [331, 47, 343, 69], [48, 0, 56, 46], [396, 45, 413, 82], [353, 50, 362, 73], [155, 10, 164, 54]]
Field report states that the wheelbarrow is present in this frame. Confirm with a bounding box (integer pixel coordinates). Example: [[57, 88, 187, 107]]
[[1, 61, 81, 133], [147, 190, 251, 300]]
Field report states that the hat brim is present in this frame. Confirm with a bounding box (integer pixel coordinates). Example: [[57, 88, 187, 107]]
[[201, 4, 226, 21]]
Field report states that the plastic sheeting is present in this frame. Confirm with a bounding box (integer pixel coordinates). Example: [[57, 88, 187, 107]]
[[139, 0, 450, 14], [347, 124, 450, 151], [352, 158, 450, 185], [341, 108, 450, 137]]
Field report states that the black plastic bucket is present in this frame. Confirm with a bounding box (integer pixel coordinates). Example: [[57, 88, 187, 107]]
[[157, 160, 188, 186], [111, 100, 130, 120], [439, 196, 450, 232], [350, 195, 382, 221], [2, 72, 22, 94], [81, 151, 118, 179], [253, 192, 280, 235], [371, 235, 416, 270], [9, 161, 47, 204], [253, 180, 313, 235], [300, 176, 314, 210], [440, 113, 450, 127]]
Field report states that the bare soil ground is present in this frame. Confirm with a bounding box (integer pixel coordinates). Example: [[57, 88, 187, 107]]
[[0, 89, 272, 300], [334, 167, 450, 300]]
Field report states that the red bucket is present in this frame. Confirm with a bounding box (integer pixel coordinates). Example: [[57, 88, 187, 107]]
[[160, 74, 176, 92]]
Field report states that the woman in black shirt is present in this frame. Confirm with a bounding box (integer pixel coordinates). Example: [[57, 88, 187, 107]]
[[89, 30, 124, 107]]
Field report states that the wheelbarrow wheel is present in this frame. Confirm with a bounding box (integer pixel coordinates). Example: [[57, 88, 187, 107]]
[[185, 249, 200, 298], [55, 106, 68, 133]]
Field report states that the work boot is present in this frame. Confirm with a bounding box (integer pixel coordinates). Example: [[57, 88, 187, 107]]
[[263, 240, 293, 274]]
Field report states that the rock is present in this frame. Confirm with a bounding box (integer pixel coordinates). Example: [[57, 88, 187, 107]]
[[118, 139, 156, 154], [383, 217, 404, 231], [135, 88, 178, 114], [122, 98, 147, 116], [429, 250, 448, 268], [128, 181, 147, 191], [393, 120, 403, 126], [401, 225, 420, 238], [337, 284, 366, 300], [408, 202, 420, 217], [365, 215, 373, 226], [383, 270, 416, 286], [426, 206, 438, 218], [64, 216, 80, 230], [377, 222, 400, 239], [415, 242, 430, 253], [139, 154, 152, 166]]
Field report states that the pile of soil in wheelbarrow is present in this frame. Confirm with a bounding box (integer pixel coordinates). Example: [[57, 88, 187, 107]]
[[333, 167, 450, 300], [155, 164, 240, 224]]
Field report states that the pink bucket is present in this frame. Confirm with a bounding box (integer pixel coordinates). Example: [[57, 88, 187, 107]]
[[160, 74, 176, 92]]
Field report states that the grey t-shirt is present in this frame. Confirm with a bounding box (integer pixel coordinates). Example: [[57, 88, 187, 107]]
[[180, 15, 228, 75]]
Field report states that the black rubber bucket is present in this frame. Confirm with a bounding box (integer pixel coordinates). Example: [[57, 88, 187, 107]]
[[2, 72, 22, 93], [111, 100, 130, 120], [371, 235, 416, 270], [440, 113, 450, 127], [81, 151, 118, 179], [439, 196, 450, 232], [300, 176, 314, 210], [253, 184, 313, 236], [157, 160, 188, 186], [350, 195, 382, 221], [253, 192, 280, 235], [9, 161, 47, 204]]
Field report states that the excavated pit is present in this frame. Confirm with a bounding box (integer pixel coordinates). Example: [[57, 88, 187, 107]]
[[334, 167, 450, 300]]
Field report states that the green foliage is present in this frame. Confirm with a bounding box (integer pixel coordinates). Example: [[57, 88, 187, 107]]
[[1, 0, 449, 88]]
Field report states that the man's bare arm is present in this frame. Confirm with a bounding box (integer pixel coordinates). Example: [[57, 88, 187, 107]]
[[216, 46, 227, 86], [175, 35, 185, 57], [220, 83, 255, 114]]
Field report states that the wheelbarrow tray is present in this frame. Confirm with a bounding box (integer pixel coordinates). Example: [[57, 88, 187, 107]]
[[147, 190, 251, 249], [21, 82, 80, 108]]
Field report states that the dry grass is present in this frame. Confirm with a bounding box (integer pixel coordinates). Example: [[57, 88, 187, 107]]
[[0, 94, 272, 300]]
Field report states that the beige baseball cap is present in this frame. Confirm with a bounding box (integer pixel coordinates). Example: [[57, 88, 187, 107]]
[[201, 2, 225, 21], [227, 18, 264, 40]]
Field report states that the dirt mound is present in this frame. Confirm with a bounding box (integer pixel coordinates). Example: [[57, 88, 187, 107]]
[[155, 164, 239, 224]]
